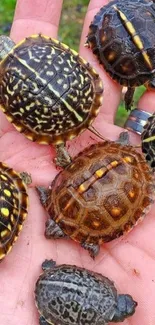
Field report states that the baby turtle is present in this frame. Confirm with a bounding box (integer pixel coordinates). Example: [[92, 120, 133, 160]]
[[86, 0, 155, 110], [35, 259, 137, 325], [37, 132, 155, 258], [0, 162, 29, 260], [0, 34, 103, 166], [141, 113, 155, 170]]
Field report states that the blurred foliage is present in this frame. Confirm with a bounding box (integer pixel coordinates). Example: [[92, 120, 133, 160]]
[[0, 0, 16, 34], [0, 0, 145, 127], [59, 0, 89, 49], [116, 86, 146, 127]]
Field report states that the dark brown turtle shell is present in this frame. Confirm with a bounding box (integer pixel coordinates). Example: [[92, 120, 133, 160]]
[[35, 260, 137, 325], [86, 0, 155, 110], [38, 139, 155, 258], [0, 162, 28, 259], [0, 34, 103, 145], [141, 113, 155, 170]]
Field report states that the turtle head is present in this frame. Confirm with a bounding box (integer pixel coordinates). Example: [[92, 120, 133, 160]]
[[111, 294, 137, 322], [0, 35, 15, 61]]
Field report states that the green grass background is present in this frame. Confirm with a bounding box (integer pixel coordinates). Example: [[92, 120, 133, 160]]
[[0, 0, 144, 126]]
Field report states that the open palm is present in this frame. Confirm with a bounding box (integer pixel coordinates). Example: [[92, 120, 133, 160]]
[[0, 1, 155, 324]]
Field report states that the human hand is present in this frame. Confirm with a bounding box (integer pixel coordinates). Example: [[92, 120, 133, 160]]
[[0, 1, 155, 324]]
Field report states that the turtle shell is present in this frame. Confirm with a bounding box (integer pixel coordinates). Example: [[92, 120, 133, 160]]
[[0, 34, 103, 145], [43, 140, 155, 256], [86, 0, 155, 88], [0, 162, 28, 259], [141, 113, 155, 170], [35, 261, 137, 325]]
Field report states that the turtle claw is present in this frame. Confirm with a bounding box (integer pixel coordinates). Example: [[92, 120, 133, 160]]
[[81, 242, 100, 259], [39, 316, 49, 325], [42, 259, 56, 271]]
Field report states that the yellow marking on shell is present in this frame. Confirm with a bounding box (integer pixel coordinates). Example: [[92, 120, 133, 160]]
[[85, 87, 92, 97], [64, 67, 69, 72], [43, 106, 49, 114], [95, 169, 104, 178], [57, 79, 64, 85], [13, 80, 23, 91], [79, 73, 84, 85], [143, 135, 155, 142], [101, 34, 107, 42], [48, 84, 83, 122], [0, 174, 7, 181], [11, 214, 15, 223], [113, 5, 152, 69], [67, 59, 73, 68], [134, 172, 139, 179], [6, 244, 13, 256], [63, 199, 74, 211], [0, 252, 6, 260], [129, 191, 135, 198], [6, 86, 14, 96], [14, 57, 46, 85], [108, 51, 116, 61], [78, 184, 86, 194], [70, 48, 78, 56], [111, 207, 121, 217], [111, 160, 119, 167], [68, 133, 76, 140], [121, 65, 131, 73], [7, 223, 12, 231], [25, 102, 36, 110], [92, 220, 101, 228], [134, 37, 152, 68], [4, 189, 11, 197], [1, 229, 9, 238], [46, 71, 54, 76], [18, 224, 23, 231], [1, 208, 9, 217], [123, 156, 133, 164], [63, 84, 68, 90], [60, 42, 69, 50]]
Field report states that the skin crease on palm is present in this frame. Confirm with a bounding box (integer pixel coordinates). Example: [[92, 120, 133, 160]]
[[0, 0, 155, 324]]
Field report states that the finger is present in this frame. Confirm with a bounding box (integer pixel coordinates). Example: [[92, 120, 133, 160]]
[[79, 0, 121, 124], [10, 0, 63, 42], [138, 90, 155, 114]]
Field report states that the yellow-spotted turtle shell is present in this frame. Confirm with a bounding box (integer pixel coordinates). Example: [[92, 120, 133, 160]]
[[0, 162, 28, 260], [0, 34, 103, 145]]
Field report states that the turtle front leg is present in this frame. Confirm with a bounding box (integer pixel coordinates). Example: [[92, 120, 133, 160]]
[[36, 186, 51, 207], [54, 143, 72, 168], [45, 219, 68, 239], [20, 172, 32, 185], [124, 87, 135, 111], [116, 131, 130, 145], [81, 242, 100, 259], [42, 259, 56, 272], [39, 315, 50, 325]]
